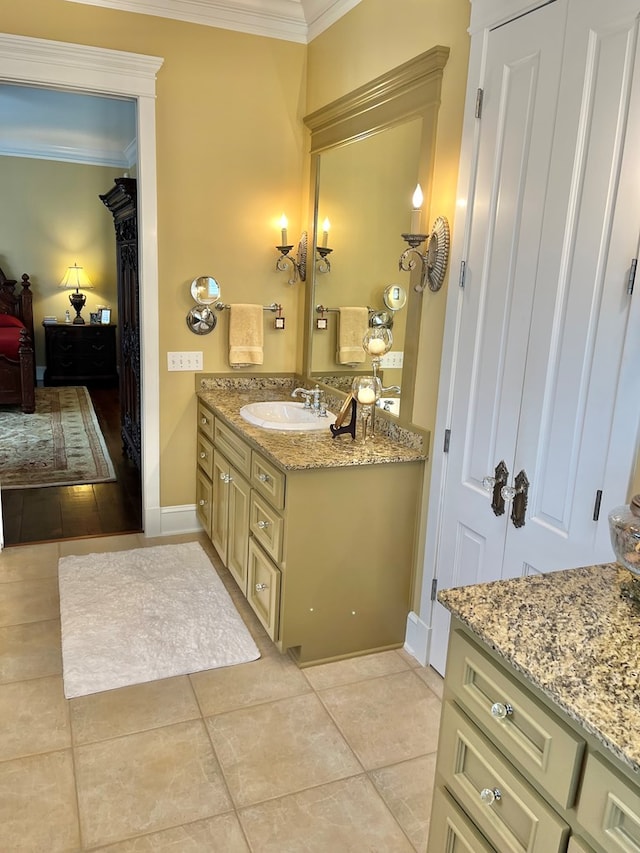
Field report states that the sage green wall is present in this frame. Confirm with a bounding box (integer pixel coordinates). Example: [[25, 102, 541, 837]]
[[0, 156, 120, 367]]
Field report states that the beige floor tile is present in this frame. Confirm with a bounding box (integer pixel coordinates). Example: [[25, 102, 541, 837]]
[[415, 665, 444, 700], [303, 649, 410, 691], [191, 650, 310, 716], [75, 719, 232, 848], [0, 749, 80, 853], [369, 754, 438, 851], [0, 576, 60, 626], [239, 774, 414, 853], [206, 692, 361, 808], [92, 814, 250, 852], [70, 675, 201, 745], [0, 675, 70, 761], [0, 541, 60, 582], [59, 533, 142, 557], [396, 647, 423, 668], [0, 619, 62, 683], [318, 670, 441, 770]]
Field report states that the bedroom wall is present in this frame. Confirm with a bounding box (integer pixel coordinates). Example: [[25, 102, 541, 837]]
[[0, 156, 120, 369]]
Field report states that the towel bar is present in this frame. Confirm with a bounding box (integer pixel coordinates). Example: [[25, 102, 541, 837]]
[[215, 302, 280, 312]]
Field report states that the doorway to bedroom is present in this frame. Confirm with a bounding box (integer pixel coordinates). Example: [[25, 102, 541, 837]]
[[0, 83, 143, 545]]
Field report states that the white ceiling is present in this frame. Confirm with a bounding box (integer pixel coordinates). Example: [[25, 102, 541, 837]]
[[0, 0, 360, 168]]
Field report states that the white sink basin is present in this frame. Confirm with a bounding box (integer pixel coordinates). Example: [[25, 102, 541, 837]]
[[240, 400, 336, 431]]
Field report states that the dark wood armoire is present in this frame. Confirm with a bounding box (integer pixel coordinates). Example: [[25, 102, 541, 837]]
[[99, 177, 141, 470]]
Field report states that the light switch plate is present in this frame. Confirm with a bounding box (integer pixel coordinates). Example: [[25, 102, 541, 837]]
[[167, 351, 203, 371], [379, 351, 404, 368]]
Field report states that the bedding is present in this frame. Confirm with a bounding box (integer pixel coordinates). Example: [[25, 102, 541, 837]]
[[0, 269, 36, 413]]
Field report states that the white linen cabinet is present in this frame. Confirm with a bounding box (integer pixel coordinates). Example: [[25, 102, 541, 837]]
[[426, 0, 640, 672]]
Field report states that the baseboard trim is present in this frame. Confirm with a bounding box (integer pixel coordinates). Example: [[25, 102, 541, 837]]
[[158, 504, 202, 536], [404, 611, 430, 666]]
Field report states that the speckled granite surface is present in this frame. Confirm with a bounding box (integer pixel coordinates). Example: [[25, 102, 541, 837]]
[[196, 380, 425, 471], [439, 564, 640, 772]]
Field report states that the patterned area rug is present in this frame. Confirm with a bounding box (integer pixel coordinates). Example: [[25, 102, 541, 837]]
[[0, 386, 116, 489], [58, 541, 261, 698]]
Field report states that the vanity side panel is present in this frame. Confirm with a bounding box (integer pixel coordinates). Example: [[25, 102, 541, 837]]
[[279, 459, 423, 664]]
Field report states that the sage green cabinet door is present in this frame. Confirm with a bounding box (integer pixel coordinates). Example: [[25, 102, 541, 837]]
[[195, 469, 212, 535], [211, 450, 230, 562], [247, 539, 281, 640], [577, 752, 640, 852], [567, 837, 595, 853], [226, 467, 250, 594]]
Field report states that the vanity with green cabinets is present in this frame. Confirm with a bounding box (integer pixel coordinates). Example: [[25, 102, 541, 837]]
[[196, 379, 426, 666], [430, 564, 640, 853]]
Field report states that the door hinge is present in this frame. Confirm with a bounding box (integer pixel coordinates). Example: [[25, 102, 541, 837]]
[[431, 578, 438, 601], [459, 260, 466, 288], [628, 258, 637, 294], [593, 489, 603, 522], [475, 88, 484, 119], [443, 428, 451, 453]]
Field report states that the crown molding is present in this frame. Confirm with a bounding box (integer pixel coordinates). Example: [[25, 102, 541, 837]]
[[64, 0, 362, 43]]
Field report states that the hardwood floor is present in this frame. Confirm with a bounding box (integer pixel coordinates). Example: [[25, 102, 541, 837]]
[[2, 387, 142, 545]]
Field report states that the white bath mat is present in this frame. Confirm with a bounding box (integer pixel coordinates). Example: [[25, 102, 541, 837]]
[[58, 541, 260, 698]]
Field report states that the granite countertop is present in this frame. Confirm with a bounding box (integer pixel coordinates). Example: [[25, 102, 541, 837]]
[[197, 386, 426, 471], [439, 564, 640, 773]]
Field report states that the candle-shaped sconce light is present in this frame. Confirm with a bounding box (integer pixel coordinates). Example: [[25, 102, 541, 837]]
[[275, 215, 307, 284], [316, 216, 333, 274], [279, 214, 289, 248], [410, 184, 424, 235], [400, 183, 451, 294]]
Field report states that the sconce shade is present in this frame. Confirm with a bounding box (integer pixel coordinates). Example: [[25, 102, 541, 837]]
[[59, 263, 93, 292]]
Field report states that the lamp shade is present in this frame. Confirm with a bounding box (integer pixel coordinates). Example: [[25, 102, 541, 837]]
[[59, 263, 93, 291]]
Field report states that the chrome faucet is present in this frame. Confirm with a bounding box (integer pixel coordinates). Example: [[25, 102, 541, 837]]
[[291, 384, 325, 414]]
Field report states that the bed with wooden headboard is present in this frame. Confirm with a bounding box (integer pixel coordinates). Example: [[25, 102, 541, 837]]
[[0, 268, 36, 413]]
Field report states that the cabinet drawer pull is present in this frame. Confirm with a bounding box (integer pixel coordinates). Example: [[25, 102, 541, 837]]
[[257, 520, 271, 529], [479, 787, 501, 806], [201, 416, 209, 425], [198, 499, 207, 506], [220, 473, 232, 483], [199, 451, 207, 459], [255, 582, 268, 592], [258, 472, 271, 483], [490, 702, 513, 719]]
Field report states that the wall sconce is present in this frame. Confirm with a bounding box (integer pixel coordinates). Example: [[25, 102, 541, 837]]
[[275, 214, 307, 284], [316, 217, 332, 274], [59, 262, 94, 324], [399, 184, 450, 293]]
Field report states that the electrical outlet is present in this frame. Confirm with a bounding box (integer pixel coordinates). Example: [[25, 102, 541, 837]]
[[167, 351, 203, 371], [379, 351, 404, 369]]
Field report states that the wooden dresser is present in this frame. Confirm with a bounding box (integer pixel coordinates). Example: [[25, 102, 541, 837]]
[[43, 323, 117, 387]]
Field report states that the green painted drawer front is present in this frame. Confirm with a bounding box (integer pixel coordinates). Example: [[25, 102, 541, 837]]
[[250, 491, 284, 565], [247, 539, 281, 640], [214, 419, 252, 477], [577, 752, 640, 852], [197, 401, 215, 441], [429, 786, 496, 852], [447, 629, 584, 809], [196, 433, 214, 479], [251, 450, 285, 510], [567, 837, 596, 853], [439, 701, 569, 853]]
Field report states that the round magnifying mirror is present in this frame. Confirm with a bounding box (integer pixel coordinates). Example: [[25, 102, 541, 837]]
[[186, 305, 217, 335], [190, 276, 220, 305], [383, 284, 407, 311]]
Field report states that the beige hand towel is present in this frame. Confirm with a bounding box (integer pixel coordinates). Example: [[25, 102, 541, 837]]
[[337, 307, 368, 365], [229, 304, 264, 368]]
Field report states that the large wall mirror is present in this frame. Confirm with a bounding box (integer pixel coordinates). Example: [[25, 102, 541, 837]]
[[302, 46, 450, 424]]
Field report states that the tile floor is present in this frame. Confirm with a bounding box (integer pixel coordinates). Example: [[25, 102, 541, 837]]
[[0, 531, 443, 852]]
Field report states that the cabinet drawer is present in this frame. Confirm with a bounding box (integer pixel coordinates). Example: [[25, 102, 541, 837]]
[[247, 539, 281, 640], [250, 491, 284, 565], [251, 451, 285, 510], [196, 433, 214, 479], [197, 401, 215, 441], [214, 419, 252, 477], [447, 629, 584, 809], [195, 469, 212, 534], [429, 786, 496, 852], [576, 752, 640, 851], [439, 701, 569, 853]]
